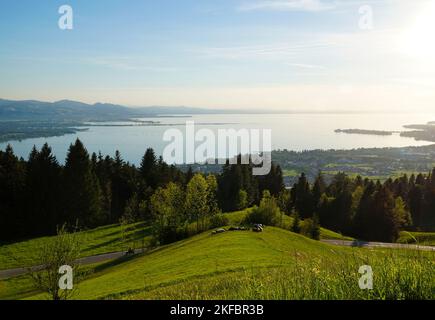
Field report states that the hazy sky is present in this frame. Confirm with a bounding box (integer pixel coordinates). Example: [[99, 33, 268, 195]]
[[0, 0, 434, 111]]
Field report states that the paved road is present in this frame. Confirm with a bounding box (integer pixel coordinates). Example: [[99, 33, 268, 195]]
[[322, 239, 435, 251], [0, 249, 143, 280], [2, 240, 433, 280]]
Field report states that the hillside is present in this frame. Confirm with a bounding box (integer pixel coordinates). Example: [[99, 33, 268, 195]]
[[6, 227, 432, 300], [0, 222, 150, 270], [0, 209, 351, 270], [398, 231, 435, 246], [0, 98, 240, 142], [0, 99, 143, 121], [0, 98, 231, 121]]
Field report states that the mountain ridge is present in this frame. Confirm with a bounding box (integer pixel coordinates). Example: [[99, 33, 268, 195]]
[[0, 98, 230, 121]]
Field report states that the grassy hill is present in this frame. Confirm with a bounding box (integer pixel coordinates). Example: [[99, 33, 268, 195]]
[[397, 231, 435, 246], [2, 227, 431, 300], [0, 222, 151, 270], [1, 209, 433, 300], [0, 209, 351, 270]]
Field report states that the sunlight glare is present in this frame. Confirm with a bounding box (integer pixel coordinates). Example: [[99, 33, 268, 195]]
[[400, 2, 435, 61]]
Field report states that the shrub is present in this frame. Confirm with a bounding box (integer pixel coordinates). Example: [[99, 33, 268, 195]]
[[301, 215, 320, 240], [290, 212, 301, 234], [245, 191, 281, 226], [237, 190, 249, 210], [209, 214, 230, 229], [155, 225, 189, 245]]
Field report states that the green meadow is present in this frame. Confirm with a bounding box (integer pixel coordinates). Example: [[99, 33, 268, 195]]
[[1, 223, 433, 300], [397, 231, 435, 246], [0, 209, 351, 271], [0, 222, 151, 270]]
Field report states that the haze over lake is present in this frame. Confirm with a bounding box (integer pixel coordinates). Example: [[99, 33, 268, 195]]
[[1, 113, 435, 165]]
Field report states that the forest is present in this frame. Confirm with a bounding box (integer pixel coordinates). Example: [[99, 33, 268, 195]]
[[0, 139, 434, 245]]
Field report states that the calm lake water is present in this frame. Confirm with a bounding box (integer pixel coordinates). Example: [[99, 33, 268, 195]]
[[1, 113, 435, 165]]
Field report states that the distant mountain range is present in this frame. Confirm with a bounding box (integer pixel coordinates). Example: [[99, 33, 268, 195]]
[[0, 99, 232, 121], [0, 98, 377, 121]]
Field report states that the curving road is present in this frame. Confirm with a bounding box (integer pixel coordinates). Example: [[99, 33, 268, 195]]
[[322, 239, 435, 251], [0, 249, 143, 280], [1, 241, 433, 280]]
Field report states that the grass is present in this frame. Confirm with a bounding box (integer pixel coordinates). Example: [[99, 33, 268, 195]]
[[134, 258, 434, 300], [1, 210, 432, 300], [322, 171, 385, 181], [0, 262, 101, 300], [0, 222, 152, 270], [282, 169, 299, 177], [224, 209, 353, 241], [0, 209, 352, 271], [0, 273, 38, 300], [20, 227, 434, 300], [397, 231, 435, 246], [324, 163, 374, 170]]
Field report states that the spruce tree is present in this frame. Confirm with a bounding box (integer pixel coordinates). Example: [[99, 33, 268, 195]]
[[140, 148, 157, 188], [0, 145, 26, 240], [63, 139, 103, 227], [311, 213, 321, 240], [370, 187, 400, 242], [312, 172, 326, 211], [25, 143, 62, 236], [290, 211, 301, 234], [294, 173, 313, 219]]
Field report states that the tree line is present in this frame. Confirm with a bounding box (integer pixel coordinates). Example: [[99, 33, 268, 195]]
[[288, 171, 435, 242], [1, 139, 434, 244], [0, 140, 283, 242]]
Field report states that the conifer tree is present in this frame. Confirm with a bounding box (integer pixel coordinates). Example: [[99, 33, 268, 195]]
[[312, 172, 326, 211], [0, 145, 25, 240], [140, 148, 157, 189], [311, 213, 321, 240], [290, 211, 301, 234], [25, 143, 62, 236], [63, 139, 103, 227], [293, 173, 313, 218]]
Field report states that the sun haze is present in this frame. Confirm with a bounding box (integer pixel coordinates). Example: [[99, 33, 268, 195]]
[[0, 0, 434, 112]]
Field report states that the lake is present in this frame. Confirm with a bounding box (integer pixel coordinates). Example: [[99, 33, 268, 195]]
[[1, 113, 435, 165]]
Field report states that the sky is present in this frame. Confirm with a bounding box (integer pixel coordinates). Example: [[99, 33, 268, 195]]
[[0, 0, 434, 111]]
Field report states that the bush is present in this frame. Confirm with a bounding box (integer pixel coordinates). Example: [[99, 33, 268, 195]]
[[155, 225, 188, 245], [301, 216, 320, 240], [237, 190, 249, 210], [290, 212, 301, 234], [209, 214, 230, 229], [245, 191, 281, 226]]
